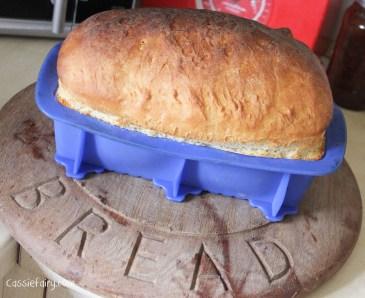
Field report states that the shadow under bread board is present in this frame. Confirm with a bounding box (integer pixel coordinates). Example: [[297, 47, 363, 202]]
[[0, 84, 362, 298]]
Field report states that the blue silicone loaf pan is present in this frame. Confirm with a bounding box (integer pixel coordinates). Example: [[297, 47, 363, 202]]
[[35, 43, 347, 221]]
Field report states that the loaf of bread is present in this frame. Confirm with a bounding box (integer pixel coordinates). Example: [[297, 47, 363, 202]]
[[57, 8, 333, 160]]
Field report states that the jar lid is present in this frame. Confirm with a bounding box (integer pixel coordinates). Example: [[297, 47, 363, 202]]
[[357, 0, 365, 7]]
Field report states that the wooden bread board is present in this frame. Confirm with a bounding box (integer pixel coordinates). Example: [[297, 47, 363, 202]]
[[0, 85, 362, 297]]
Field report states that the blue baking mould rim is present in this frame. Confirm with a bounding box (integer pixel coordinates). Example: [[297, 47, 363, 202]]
[[35, 43, 346, 222]]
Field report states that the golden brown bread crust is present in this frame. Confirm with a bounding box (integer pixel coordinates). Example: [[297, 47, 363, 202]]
[[57, 8, 333, 160]]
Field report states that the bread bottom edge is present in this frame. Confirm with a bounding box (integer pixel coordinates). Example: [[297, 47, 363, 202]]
[[56, 94, 324, 161]]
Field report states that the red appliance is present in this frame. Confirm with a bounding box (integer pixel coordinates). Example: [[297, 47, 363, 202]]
[[141, 0, 329, 49]]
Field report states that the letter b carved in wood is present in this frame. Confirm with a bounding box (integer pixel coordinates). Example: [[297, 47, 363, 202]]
[[11, 177, 65, 210]]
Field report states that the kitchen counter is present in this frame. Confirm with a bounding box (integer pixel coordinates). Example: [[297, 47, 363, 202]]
[[0, 36, 364, 298]]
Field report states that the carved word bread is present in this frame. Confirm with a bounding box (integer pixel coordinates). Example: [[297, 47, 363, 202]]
[[57, 8, 333, 160]]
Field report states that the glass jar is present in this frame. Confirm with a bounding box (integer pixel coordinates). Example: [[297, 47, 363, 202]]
[[327, 0, 365, 110]]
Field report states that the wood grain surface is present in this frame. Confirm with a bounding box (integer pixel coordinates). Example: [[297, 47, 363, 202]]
[[0, 85, 362, 298]]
